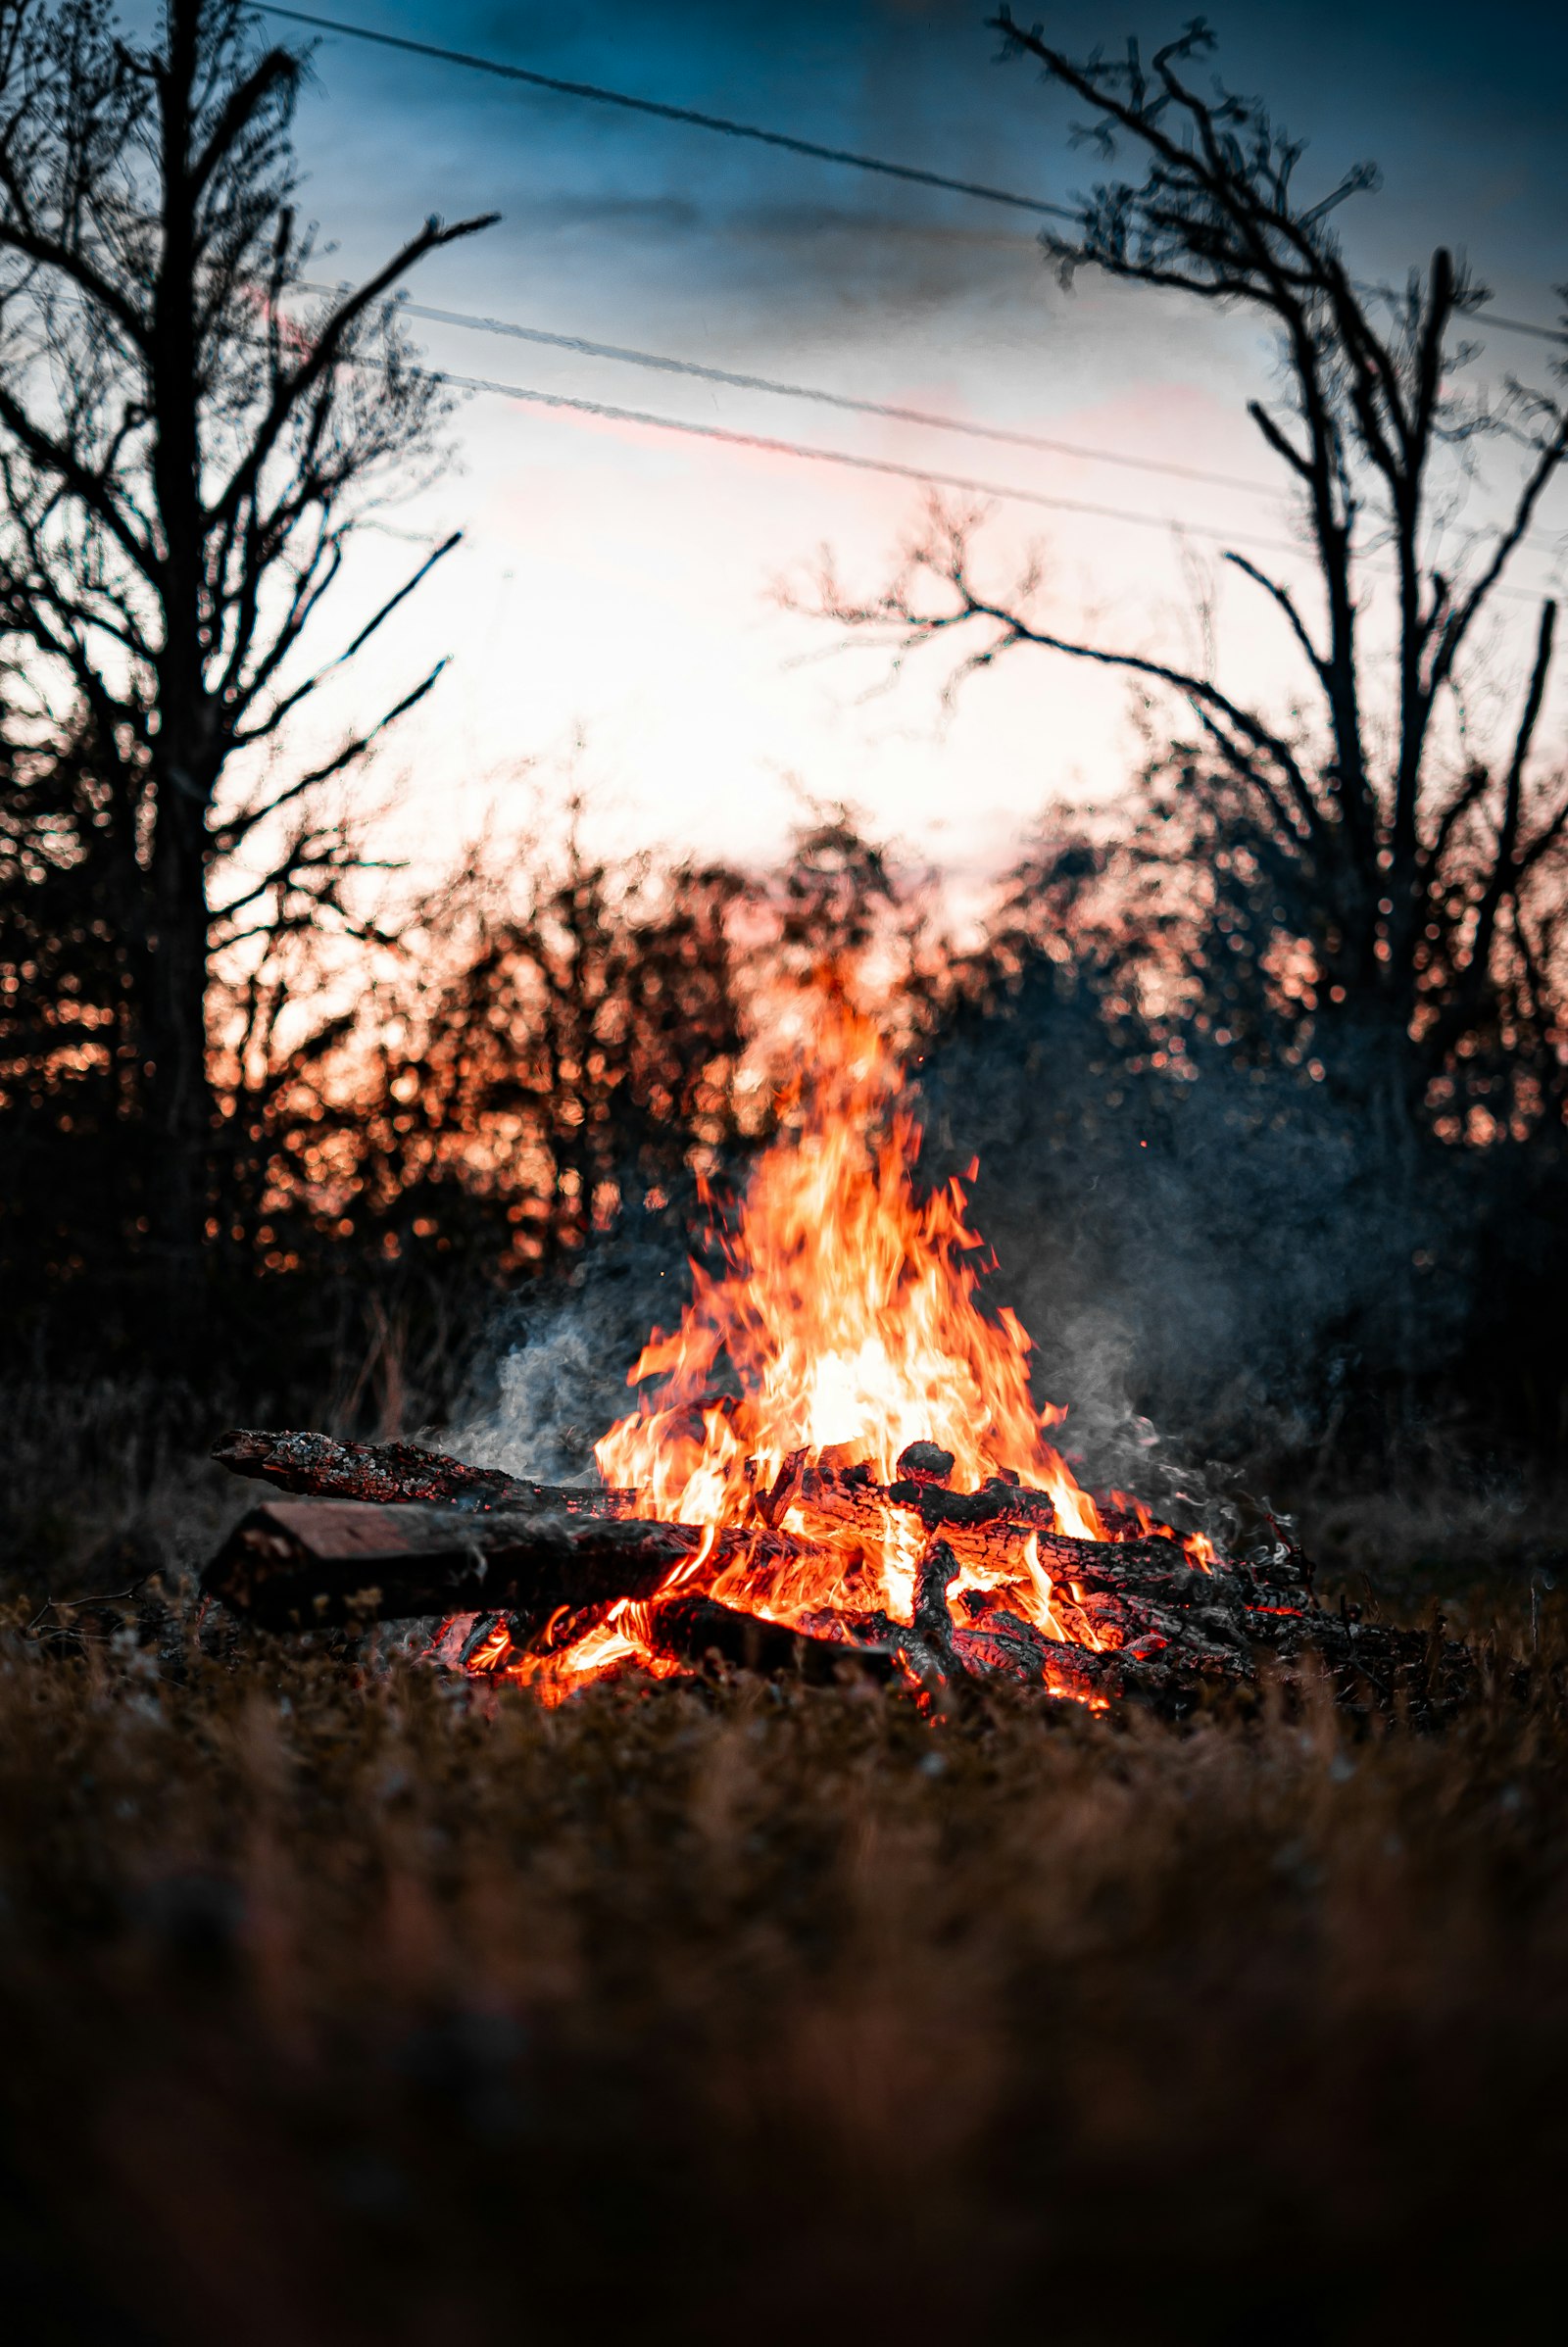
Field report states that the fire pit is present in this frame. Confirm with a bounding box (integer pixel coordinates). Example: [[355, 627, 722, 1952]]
[[204, 1002, 1470, 1716]]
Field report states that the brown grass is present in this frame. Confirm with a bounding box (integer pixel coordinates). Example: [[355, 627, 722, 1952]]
[[1, 1389, 1565, 2344]]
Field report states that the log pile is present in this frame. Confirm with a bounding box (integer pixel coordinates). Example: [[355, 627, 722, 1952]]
[[203, 1429, 1476, 1715]]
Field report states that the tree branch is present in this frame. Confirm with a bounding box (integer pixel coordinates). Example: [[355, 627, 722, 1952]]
[[206, 211, 498, 532], [229, 529, 461, 749]]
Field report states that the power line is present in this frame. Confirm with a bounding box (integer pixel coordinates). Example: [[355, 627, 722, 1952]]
[[307, 284, 1561, 562], [338, 288, 1276, 501], [263, 6, 1568, 353], [332, 352, 1549, 602], [409, 358, 1337, 560], [257, 5, 1074, 221]]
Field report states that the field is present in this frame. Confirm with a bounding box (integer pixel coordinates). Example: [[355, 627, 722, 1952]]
[[2, 1386, 1566, 2346]]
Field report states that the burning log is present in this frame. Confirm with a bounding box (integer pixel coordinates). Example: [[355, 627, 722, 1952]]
[[211, 1428, 634, 1518], [758, 1448, 1302, 1585], [204, 1497, 779, 1633], [952, 1606, 1112, 1699], [198, 1467, 1480, 1718], [428, 1594, 901, 1687], [201, 1480, 1247, 1674], [204, 1436, 1312, 1688], [644, 1595, 899, 1683]]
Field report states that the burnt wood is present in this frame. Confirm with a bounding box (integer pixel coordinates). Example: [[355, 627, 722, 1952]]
[[203, 1447, 1297, 1675], [203, 1498, 777, 1633], [211, 1429, 635, 1517], [202, 1427, 1418, 1711], [645, 1596, 900, 1684], [199, 1492, 1481, 1720]]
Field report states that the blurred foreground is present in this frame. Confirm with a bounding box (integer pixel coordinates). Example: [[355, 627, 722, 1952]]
[[1, 1388, 1565, 2346]]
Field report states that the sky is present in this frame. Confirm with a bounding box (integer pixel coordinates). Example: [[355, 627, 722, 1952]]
[[143, 1, 1568, 879]]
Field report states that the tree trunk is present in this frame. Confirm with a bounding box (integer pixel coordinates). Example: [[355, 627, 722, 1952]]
[[144, 772, 214, 1347], [143, 2, 218, 1350]]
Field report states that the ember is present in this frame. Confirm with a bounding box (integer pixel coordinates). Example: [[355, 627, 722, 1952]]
[[205, 993, 1476, 1714]]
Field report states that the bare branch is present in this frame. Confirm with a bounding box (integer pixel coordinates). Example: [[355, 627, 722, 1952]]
[[1224, 552, 1330, 686], [230, 530, 462, 749], [206, 211, 498, 533]]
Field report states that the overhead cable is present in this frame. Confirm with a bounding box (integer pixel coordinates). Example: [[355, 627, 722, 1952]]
[[309, 290, 1559, 569], [321, 286, 1276, 500], [319, 354, 1544, 600], [263, 6, 1567, 352], [410, 358, 1347, 560], [257, 5, 1074, 220]]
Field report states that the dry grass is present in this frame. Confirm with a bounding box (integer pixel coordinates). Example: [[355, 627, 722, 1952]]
[[1, 1389, 1566, 2345]]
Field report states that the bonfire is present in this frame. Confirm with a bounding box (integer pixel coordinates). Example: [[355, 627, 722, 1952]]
[[206, 996, 1450, 1713]]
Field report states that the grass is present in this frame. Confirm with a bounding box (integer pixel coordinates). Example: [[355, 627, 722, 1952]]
[[1, 1384, 1566, 2345]]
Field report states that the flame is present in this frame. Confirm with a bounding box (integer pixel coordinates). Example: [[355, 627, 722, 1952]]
[[467, 989, 1194, 1699], [513, 1600, 684, 1706], [597, 997, 1099, 1525]]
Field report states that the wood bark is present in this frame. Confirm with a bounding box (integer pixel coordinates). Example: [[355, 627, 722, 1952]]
[[645, 1596, 899, 1684], [198, 1468, 1480, 1717], [204, 1497, 783, 1633], [212, 1428, 633, 1516], [200, 1427, 1485, 1721], [206, 1429, 1317, 1681]]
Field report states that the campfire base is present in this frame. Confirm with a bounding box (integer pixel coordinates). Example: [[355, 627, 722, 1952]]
[[201, 1432, 1478, 1720]]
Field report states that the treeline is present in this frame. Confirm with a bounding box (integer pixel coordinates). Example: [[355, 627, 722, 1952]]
[[2, 1, 1567, 1477], [6, 758, 1568, 1474], [0, 786, 934, 1408], [918, 821, 1568, 1476]]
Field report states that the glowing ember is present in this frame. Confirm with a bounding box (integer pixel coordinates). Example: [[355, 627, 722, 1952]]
[[474, 992, 1207, 1705]]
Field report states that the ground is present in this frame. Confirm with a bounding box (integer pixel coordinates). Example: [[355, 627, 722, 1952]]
[[1, 1385, 1565, 2345]]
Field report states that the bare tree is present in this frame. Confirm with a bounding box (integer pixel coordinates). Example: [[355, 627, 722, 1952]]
[[0, 0, 493, 1328], [809, 15, 1568, 1148]]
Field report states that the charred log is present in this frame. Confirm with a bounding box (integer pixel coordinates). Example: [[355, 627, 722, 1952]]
[[953, 1607, 1116, 1701], [906, 1539, 965, 1681], [211, 1429, 634, 1518], [196, 1429, 1470, 1718], [201, 1453, 1306, 1681], [897, 1441, 956, 1484], [644, 1596, 900, 1683], [203, 1498, 780, 1633]]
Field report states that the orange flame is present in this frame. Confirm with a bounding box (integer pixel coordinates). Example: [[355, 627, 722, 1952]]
[[469, 990, 1193, 1698], [599, 1000, 1098, 1509]]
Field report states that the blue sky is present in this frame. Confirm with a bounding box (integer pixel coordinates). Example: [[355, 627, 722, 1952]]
[[300, 2, 1568, 310], [192, 2, 1568, 876]]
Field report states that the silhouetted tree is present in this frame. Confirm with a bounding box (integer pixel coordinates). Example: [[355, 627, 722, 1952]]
[[237, 818, 754, 1284], [762, 805, 937, 1000], [0, 0, 493, 1332], [812, 17, 1568, 1149], [0, 706, 144, 1323]]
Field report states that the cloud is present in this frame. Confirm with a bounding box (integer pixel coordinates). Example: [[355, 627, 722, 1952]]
[[506, 191, 705, 235]]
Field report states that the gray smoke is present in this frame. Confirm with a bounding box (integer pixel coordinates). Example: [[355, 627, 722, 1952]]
[[448, 1220, 693, 1485], [443, 1018, 1309, 1568], [914, 960, 1478, 1527]]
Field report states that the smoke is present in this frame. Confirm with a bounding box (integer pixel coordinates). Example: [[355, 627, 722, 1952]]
[[448, 949, 1499, 1571], [913, 957, 1478, 1505], [448, 1216, 693, 1485]]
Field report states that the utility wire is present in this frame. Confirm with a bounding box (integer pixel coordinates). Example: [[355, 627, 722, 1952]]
[[409, 358, 1343, 561], [257, 5, 1074, 220], [305, 285, 1560, 564], [328, 351, 1550, 600], [325, 287, 1276, 500], [264, 5, 1567, 352]]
